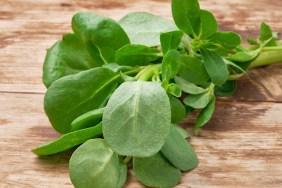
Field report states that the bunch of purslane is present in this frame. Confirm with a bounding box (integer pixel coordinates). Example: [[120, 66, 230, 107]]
[[33, 0, 282, 187]]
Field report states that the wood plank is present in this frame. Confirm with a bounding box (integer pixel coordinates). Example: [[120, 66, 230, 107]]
[[1, 0, 282, 187], [233, 64, 282, 102], [0, 0, 282, 101], [1, 93, 282, 187], [0, 93, 71, 187]]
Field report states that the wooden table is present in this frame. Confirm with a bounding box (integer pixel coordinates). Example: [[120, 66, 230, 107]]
[[1, 0, 282, 187]]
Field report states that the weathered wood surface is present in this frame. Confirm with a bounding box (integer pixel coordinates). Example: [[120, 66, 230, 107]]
[[0, 0, 281, 187]]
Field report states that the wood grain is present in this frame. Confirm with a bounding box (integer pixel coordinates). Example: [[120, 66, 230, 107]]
[[0, 0, 282, 187]]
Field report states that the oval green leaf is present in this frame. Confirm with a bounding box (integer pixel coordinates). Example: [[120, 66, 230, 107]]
[[115, 44, 161, 66], [119, 12, 177, 46], [32, 123, 102, 156], [175, 76, 207, 94], [178, 55, 209, 84], [69, 139, 120, 188], [117, 159, 128, 188], [103, 81, 171, 157], [161, 49, 181, 82], [175, 124, 190, 139], [133, 152, 181, 187], [172, 0, 201, 36], [200, 48, 229, 86], [43, 34, 103, 87], [209, 31, 242, 50], [72, 12, 130, 63], [259, 22, 277, 46], [44, 68, 118, 133], [195, 95, 215, 135], [160, 30, 183, 54], [227, 48, 261, 63], [184, 91, 211, 109], [199, 9, 218, 39], [161, 125, 198, 171], [169, 95, 186, 124], [71, 108, 104, 131]]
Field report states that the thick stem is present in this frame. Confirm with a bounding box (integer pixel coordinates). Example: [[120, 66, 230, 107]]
[[124, 67, 144, 76], [261, 46, 282, 51], [136, 64, 161, 81], [228, 46, 282, 80], [228, 73, 244, 80], [250, 48, 282, 68]]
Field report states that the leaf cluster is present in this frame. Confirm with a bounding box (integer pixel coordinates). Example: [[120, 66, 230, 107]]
[[33, 0, 282, 187]]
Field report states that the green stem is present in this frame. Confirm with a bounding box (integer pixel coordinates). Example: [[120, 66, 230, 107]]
[[181, 34, 193, 55], [208, 83, 215, 93], [124, 67, 144, 76], [210, 43, 236, 54], [228, 46, 282, 80], [136, 64, 161, 81], [250, 49, 282, 68], [123, 156, 132, 163], [228, 73, 244, 80], [261, 46, 282, 51]]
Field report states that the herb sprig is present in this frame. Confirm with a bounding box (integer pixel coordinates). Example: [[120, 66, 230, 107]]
[[33, 0, 282, 187]]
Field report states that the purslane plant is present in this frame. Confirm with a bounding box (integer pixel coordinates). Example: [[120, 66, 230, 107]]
[[33, 0, 282, 187]]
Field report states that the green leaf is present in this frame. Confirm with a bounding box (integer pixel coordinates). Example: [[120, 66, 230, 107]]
[[133, 152, 181, 187], [224, 59, 247, 74], [247, 38, 258, 45], [72, 12, 130, 63], [215, 80, 237, 96], [227, 48, 261, 63], [43, 34, 103, 87], [162, 81, 182, 97], [72, 12, 102, 42], [103, 81, 171, 157], [185, 105, 195, 114], [119, 12, 177, 46], [71, 108, 104, 131], [175, 76, 207, 94], [161, 125, 198, 171], [175, 125, 190, 138], [199, 9, 218, 39], [169, 95, 186, 123], [69, 139, 120, 188], [32, 123, 102, 156], [184, 91, 211, 109], [160, 30, 183, 54], [120, 72, 137, 82], [178, 55, 209, 84], [167, 83, 182, 98], [209, 32, 242, 50], [259, 22, 276, 46], [102, 63, 133, 73], [195, 95, 215, 134], [200, 48, 229, 86], [44, 68, 118, 134], [172, 0, 201, 36], [117, 159, 128, 188], [115, 44, 161, 66], [161, 49, 181, 82]]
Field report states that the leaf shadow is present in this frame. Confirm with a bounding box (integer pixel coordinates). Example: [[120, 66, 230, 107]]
[[34, 148, 76, 166]]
